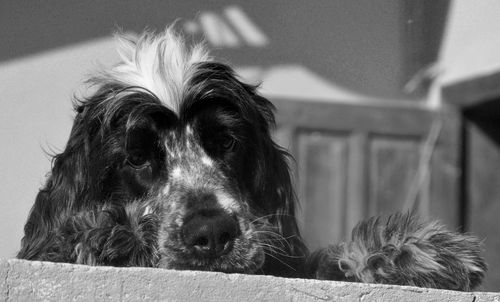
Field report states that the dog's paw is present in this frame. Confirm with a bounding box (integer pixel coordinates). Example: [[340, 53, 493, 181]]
[[64, 202, 160, 266], [306, 212, 487, 291]]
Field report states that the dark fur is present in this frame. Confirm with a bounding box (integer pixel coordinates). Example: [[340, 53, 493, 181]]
[[18, 29, 486, 290]]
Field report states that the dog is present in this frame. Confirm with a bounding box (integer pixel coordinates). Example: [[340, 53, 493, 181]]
[[17, 28, 486, 291]]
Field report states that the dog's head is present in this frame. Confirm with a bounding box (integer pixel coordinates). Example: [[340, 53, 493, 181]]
[[20, 29, 306, 275]]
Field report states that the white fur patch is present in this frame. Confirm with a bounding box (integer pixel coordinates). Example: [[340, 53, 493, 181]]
[[143, 206, 152, 216], [165, 144, 175, 157], [162, 184, 171, 195], [93, 28, 211, 113], [216, 191, 239, 213], [171, 166, 182, 179], [201, 156, 213, 167]]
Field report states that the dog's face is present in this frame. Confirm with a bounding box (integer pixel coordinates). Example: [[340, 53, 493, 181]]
[[56, 30, 304, 274], [155, 89, 266, 273]]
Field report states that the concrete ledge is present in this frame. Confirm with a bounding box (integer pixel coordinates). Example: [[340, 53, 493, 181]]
[[1, 259, 499, 301]]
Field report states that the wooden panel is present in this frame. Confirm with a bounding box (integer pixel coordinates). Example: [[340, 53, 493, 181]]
[[467, 121, 500, 291], [274, 99, 435, 136], [273, 99, 461, 253], [368, 137, 422, 215], [345, 133, 368, 236], [443, 71, 500, 290], [296, 131, 349, 249], [428, 108, 461, 227], [274, 125, 299, 189]]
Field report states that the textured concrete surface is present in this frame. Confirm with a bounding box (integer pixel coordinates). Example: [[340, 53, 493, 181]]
[[1, 258, 499, 301]]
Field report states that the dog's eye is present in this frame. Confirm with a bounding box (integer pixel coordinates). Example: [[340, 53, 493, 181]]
[[220, 135, 236, 151], [126, 152, 150, 169]]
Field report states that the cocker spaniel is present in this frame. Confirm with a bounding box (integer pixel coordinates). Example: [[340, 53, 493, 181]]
[[18, 28, 486, 291]]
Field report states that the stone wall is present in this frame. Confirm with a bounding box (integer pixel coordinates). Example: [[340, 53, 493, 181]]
[[1, 259, 498, 301]]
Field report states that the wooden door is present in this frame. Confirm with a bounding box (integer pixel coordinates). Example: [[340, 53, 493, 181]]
[[443, 71, 500, 291], [273, 99, 460, 250], [461, 99, 500, 291]]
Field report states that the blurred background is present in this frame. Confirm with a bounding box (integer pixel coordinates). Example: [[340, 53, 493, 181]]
[[1, 0, 500, 291]]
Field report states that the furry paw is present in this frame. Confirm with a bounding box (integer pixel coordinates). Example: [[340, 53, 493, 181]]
[[306, 212, 486, 291], [61, 202, 160, 266]]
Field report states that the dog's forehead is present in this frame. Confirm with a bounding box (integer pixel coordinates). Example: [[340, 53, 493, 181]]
[[96, 29, 211, 113]]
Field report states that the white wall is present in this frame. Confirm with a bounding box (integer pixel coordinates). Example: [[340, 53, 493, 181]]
[[0, 38, 118, 258], [439, 0, 500, 85]]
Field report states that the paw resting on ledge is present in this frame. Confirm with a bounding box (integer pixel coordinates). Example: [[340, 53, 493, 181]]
[[306, 212, 486, 291]]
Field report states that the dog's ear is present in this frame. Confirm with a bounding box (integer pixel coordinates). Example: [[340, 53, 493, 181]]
[[250, 93, 309, 276], [251, 95, 294, 228], [18, 91, 106, 260]]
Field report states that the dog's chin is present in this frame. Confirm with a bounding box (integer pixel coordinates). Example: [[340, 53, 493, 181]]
[[157, 244, 265, 274]]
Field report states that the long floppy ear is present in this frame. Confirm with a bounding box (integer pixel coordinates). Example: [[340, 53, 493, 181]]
[[251, 93, 309, 276], [17, 93, 103, 260]]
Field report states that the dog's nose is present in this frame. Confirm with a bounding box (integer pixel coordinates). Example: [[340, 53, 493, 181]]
[[182, 210, 240, 258]]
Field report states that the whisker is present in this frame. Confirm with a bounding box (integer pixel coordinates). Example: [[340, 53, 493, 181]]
[[258, 243, 305, 259], [256, 242, 288, 255], [249, 213, 298, 224], [252, 230, 296, 250], [262, 251, 297, 271]]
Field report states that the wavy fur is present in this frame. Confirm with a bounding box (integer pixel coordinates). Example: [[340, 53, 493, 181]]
[[307, 212, 486, 290]]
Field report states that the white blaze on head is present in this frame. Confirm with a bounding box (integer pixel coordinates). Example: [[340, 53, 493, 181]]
[[91, 28, 211, 113]]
